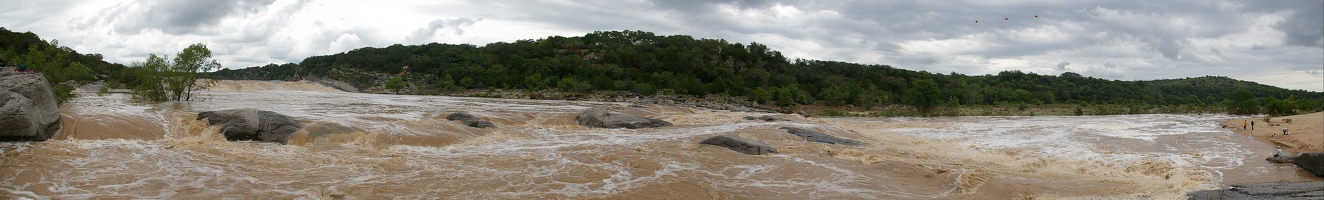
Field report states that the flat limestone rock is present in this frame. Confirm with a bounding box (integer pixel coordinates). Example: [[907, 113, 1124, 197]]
[[778, 127, 865, 146], [700, 135, 777, 155], [1268, 155, 1297, 163], [446, 112, 496, 128], [197, 108, 302, 144], [576, 108, 671, 129], [1186, 181, 1324, 200], [743, 115, 787, 122]]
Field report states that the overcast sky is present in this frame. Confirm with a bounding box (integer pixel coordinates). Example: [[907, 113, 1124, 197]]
[[2, 0, 1321, 91]]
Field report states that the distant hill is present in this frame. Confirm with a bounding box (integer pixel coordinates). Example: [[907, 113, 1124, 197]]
[[211, 30, 1323, 113]]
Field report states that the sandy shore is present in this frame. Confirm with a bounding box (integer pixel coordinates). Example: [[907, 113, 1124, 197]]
[[1222, 112, 1323, 153]]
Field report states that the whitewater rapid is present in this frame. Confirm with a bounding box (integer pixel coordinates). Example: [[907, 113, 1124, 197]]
[[1, 80, 1316, 199]]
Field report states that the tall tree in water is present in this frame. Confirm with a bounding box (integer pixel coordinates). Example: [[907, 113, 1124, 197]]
[[130, 43, 221, 102]]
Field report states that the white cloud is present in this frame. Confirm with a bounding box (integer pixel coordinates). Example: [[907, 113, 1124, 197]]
[[0, 0, 1319, 91]]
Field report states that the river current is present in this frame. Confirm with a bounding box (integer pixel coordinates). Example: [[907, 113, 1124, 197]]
[[1, 80, 1317, 199]]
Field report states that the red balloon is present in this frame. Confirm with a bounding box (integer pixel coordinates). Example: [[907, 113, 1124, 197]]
[[1005, 17, 1008, 20]]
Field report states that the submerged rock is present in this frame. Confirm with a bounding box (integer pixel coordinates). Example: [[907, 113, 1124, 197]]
[[446, 112, 496, 128], [197, 108, 302, 144], [700, 135, 777, 155], [1295, 152, 1324, 178], [778, 127, 865, 146], [1186, 181, 1324, 200], [743, 115, 787, 122], [0, 68, 61, 141], [576, 108, 672, 129], [305, 122, 363, 143]]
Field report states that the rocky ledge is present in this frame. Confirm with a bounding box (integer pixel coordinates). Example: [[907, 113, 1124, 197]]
[[779, 127, 865, 146], [576, 108, 672, 129], [197, 108, 302, 144], [1186, 181, 1324, 200], [700, 135, 777, 155]]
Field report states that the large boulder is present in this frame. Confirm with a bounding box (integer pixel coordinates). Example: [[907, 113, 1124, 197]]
[[779, 127, 865, 146], [1186, 181, 1324, 199], [0, 68, 61, 141], [576, 108, 672, 129], [1294, 152, 1324, 178], [196, 108, 302, 144], [700, 135, 777, 155], [446, 112, 495, 128]]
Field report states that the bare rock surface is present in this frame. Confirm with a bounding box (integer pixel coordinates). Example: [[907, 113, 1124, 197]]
[[447, 112, 496, 128], [197, 108, 302, 144], [0, 68, 61, 141], [1186, 181, 1324, 200], [576, 108, 671, 129], [700, 135, 777, 155], [1295, 152, 1324, 178], [778, 127, 865, 146]]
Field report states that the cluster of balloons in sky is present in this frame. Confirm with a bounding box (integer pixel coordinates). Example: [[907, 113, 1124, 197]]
[[976, 15, 1037, 23]]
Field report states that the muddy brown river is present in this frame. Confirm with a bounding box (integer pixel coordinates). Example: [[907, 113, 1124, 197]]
[[1, 80, 1317, 199]]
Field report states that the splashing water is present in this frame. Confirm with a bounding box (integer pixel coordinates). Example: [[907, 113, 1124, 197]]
[[1, 80, 1316, 199]]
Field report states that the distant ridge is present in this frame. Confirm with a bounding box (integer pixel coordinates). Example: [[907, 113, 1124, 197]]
[[207, 30, 1324, 112]]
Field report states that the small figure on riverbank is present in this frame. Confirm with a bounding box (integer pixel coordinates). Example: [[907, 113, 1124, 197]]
[[1251, 120, 1255, 130], [1284, 128, 1289, 136], [1243, 120, 1247, 130], [1275, 147, 1282, 158]]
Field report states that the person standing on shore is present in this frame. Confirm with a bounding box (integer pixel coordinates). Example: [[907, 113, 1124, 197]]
[[1251, 120, 1255, 130], [1244, 120, 1247, 130]]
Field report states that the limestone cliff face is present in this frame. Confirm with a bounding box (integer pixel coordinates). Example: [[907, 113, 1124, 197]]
[[0, 68, 62, 141]]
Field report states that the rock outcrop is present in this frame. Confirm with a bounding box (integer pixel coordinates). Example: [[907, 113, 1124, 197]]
[[576, 108, 672, 129], [446, 112, 496, 128], [0, 68, 61, 141], [700, 135, 777, 155], [744, 115, 788, 122], [196, 108, 302, 144], [1294, 152, 1324, 178], [779, 127, 865, 146], [1186, 181, 1324, 200], [1267, 155, 1297, 163]]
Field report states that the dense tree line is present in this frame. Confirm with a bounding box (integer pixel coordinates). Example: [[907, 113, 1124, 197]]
[[0, 27, 130, 103], [214, 30, 1323, 115]]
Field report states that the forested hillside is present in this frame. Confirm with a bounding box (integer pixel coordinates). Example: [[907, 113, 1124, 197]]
[[213, 30, 1323, 115], [0, 27, 129, 103]]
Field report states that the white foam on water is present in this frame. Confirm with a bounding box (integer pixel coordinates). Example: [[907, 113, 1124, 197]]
[[10, 81, 1304, 199]]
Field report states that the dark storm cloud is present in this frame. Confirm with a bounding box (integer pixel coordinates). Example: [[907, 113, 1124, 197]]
[[95, 0, 277, 35], [1275, 2, 1324, 47]]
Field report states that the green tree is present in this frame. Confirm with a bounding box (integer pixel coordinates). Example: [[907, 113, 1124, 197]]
[[167, 44, 221, 101], [129, 43, 221, 102], [749, 87, 771, 104], [385, 76, 405, 93], [1228, 88, 1257, 115], [130, 54, 170, 102], [906, 79, 941, 113]]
